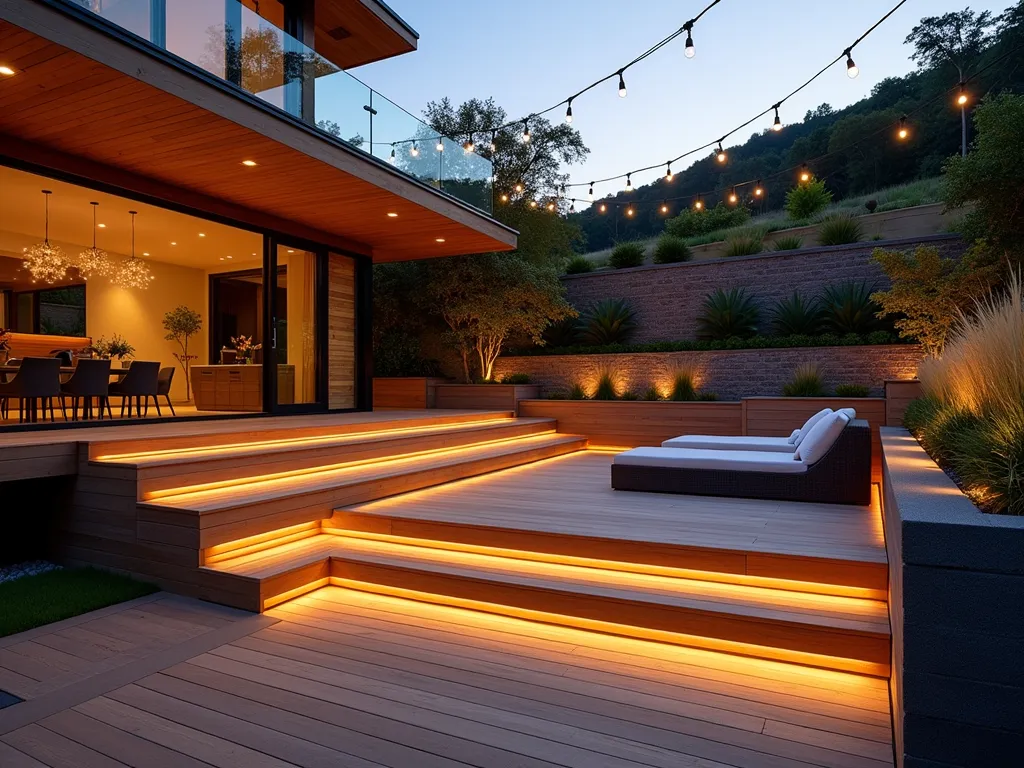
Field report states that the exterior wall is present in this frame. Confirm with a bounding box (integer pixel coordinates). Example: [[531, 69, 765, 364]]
[[494, 345, 924, 400], [881, 428, 1024, 767], [434, 384, 540, 411], [563, 234, 966, 344], [885, 380, 924, 427], [328, 254, 356, 410], [373, 377, 448, 409], [86, 256, 208, 401]]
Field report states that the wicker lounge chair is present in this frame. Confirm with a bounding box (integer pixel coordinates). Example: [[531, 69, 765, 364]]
[[612, 413, 871, 505]]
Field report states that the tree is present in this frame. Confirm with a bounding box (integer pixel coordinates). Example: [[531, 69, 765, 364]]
[[905, 9, 996, 156], [163, 306, 203, 402], [421, 255, 574, 382]]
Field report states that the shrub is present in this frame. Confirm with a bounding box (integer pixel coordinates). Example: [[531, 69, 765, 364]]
[[564, 255, 594, 274], [668, 368, 699, 401], [609, 241, 646, 269], [785, 179, 833, 220], [641, 385, 663, 401], [542, 317, 581, 348], [665, 202, 749, 239], [619, 390, 641, 401], [697, 288, 761, 340], [724, 235, 763, 257], [592, 369, 619, 400], [821, 281, 886, 335], [567, 382, 587, 400], [771, 291, 825, 336], [697, 391, 719, 401], [834, 383, 870, 397], [817, 213, 864, 246], [500, 373, 531, 384], [771, 235, 804, 252], [903, 395, 942, 436], [782, 363, 826, 397], [652, 235, 692, 264], [580, 299, 638, 345]]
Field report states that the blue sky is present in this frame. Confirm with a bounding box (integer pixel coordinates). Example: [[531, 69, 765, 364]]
[[354, 0, 1011, 200]]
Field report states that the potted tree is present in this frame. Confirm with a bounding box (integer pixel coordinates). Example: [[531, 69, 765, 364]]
[[163, 306, 202, 403], [106, 334, 135, 368]]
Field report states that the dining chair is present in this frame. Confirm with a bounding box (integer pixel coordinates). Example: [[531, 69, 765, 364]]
[[156, 366, 176, 417], [0, 357, 65, 423], [60, 358, 112, 421], [108, 361, 161, 418]]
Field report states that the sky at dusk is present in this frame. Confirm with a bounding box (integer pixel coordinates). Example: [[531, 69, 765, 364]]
[[354, 0, 1012, 202]]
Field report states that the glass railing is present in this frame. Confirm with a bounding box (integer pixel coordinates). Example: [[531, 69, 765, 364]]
[[64, 0, 493, 214]]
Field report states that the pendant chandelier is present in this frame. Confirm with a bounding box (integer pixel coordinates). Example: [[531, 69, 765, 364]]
[[24, 190, 69, 284], [112, 210, 154, 290], [77, 201, 114, 280]]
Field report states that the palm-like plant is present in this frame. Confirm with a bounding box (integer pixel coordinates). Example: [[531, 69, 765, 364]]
[[817, 213, 864, 246], [821, 281, 885, 335], [771, 291, 826, 336], [697, 288, 761, 340], [542, 316, 581, 348], [580, 299, 638, 345]]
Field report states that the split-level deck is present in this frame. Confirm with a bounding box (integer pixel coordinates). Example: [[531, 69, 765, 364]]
[[0, 411, 894, 765]]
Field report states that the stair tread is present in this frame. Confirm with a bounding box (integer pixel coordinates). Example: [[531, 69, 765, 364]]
[[145, 434, 586, 513], [96, 417, 554, 468], [208, 534, 890, 636]]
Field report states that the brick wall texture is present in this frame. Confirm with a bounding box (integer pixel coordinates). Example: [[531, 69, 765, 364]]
[[493, 345, 925, 399], [562, 234, 967, 344]]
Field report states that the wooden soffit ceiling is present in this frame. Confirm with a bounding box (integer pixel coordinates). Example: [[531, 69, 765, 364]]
[[0, 9, 512, 263]]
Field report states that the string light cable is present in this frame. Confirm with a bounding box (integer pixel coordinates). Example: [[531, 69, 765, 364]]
[[554, 0, 911, 197]]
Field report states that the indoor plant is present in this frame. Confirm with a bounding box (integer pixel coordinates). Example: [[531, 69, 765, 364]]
[[231, 334, 262, 364], [163, 306, 203, 402]]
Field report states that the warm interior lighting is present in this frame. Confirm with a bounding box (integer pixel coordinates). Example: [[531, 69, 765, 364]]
[[0, 65, 15, 76], [98, 223, 106, 228], [198, 232, 206, 237], [170, 241, 177, 245], [241, 160, 258, 167], [435, 237, 446, 243], [387, 212, 399, 218]]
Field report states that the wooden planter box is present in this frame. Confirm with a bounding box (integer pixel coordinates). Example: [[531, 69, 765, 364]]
[[372, 377, 449, 410], [884, 379, 923, 427], [434, 384, 541, 412], [518, 399, 743, 447]]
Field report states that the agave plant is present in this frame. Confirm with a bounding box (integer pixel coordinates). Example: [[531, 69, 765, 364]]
[[697, 288, 761, 340], [542, 316, 581, 348], [816, 213, 864, 246], [579, 298, 638, 345], [821, 281, 886, 335], [770, 291, 826, 336]]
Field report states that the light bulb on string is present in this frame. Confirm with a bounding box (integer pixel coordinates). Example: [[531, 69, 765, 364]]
[[665, 162, 673, 182], [547, 201, 556, 212], [463, 136, 475, 153], [529, 200, 538, 209], [716, 142, 727, 163], [957, 84, 969, 106], [727, 188, 738, 205], [625, 206, 634, 218], [660, 201, 669, 214], [771, 106, 783, 132], [693, 195, 704, 211], [500, 193, 509, 203], [410, 141, 419, 157], [599, 203, 607, 213], [522, 120, 531, 143], [898, 115, 909, 140], [625, 173, 633, 193], [514, 182, 524, 194], [845, 49, 859, 79], [570, 199, 576, 213], [565, 100, 573, 124], [436, 137, 445, 152], [617, 71, 627, 98], [389, 144, 396, 164], [588, 183, 595, 202], [683, 22, 695, 59], [489, 131, 497, 152], [754, 180, 764, 198], [799, 164, 811, 183]]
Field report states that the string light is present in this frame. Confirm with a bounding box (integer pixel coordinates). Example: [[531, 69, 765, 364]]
[[112, 210, 154, 290], [588, 183, 595, 201], [727, 188, 738, 205], [530, 200, 539, 208], [753, 180, 764, 197], [410, 141, 419, 157], [389, 144, 396, 164], [599, 203, 607, 213], [845, 48, 859, 79], [625, 206, 635, 217], [715, 142, 727, 163], [547, 201, 556, 212], [570, 200, 576, 213], [78, 201, 113, 280], [771, 105, 783, 132], [625, 173, 633, 193], [799, 164, 811, 183], [660, 201, 669, 214], [957, 83, 969, 106], [24, 190, 68, 285], [693, 195, 704, 210], [665, 162, 673, 182], [522, 120, 531, 143], [489, 131, 497, 152], [898, 115, 909, 140], [514, 182, 524, 194], [683, 21, 695, 59], [617, 71, 627, 98], [565, 100, 573, 124], [500, 193, 509, 203], [463, 136, 475, 153], [435, 138, 445, 152]]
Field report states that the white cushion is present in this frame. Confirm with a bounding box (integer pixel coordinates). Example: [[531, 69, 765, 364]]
[[786, 428, 801, 444], [792, 408, 833, 448], [838, 407, 857, 420], [614, 447, 807, 474], [661, 435, 796, 453], [795, 411, 849, 465]]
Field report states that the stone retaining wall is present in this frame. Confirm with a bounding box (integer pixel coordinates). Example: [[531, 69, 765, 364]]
[[494, 344, 924, 400], [563, 234, 966, 344]]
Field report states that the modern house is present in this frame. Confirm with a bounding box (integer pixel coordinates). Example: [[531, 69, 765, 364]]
[[0, 0, 515, 422]]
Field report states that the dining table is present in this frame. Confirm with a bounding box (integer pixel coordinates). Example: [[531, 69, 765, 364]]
[[0, 364, 128, 422]]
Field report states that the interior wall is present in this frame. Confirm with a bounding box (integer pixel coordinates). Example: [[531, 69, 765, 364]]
[[86, 256, 209, 401]]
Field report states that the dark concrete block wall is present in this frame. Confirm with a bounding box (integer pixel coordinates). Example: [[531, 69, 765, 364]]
[[881, 428, 1024, 768], [564, 234, 967, 344]]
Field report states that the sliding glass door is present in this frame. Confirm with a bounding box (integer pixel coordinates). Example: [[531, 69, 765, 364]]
[[264, 239, 326, 413]]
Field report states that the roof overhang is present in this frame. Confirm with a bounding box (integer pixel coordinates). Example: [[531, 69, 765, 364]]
[[314, 0, 419, 69], [0, 2, 514, 262]]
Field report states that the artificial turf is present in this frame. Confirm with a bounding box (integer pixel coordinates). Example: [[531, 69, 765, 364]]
[[0, 567, 157, 639]]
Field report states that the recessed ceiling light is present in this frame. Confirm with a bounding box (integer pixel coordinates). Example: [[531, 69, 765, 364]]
[[142, 252, 150, 256], [287, 249, 294, 253], [251, 252, 256, 256], [170, 241, 177, 245], [198, 233, 206, 237], [226, 255, 233, 259], [0, 65, 15, 77], [435, 238, 446, 243], [241, 160, 258, 167], [387, 212, 398, 218], [219, 257, 225, 261], [97, 223, 106, 228]]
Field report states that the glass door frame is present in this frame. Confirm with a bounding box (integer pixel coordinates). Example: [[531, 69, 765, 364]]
[[262, 234, 330, 415]]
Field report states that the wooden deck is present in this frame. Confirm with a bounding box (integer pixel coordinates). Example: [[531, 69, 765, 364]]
[[0, 587, 894, 767]]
